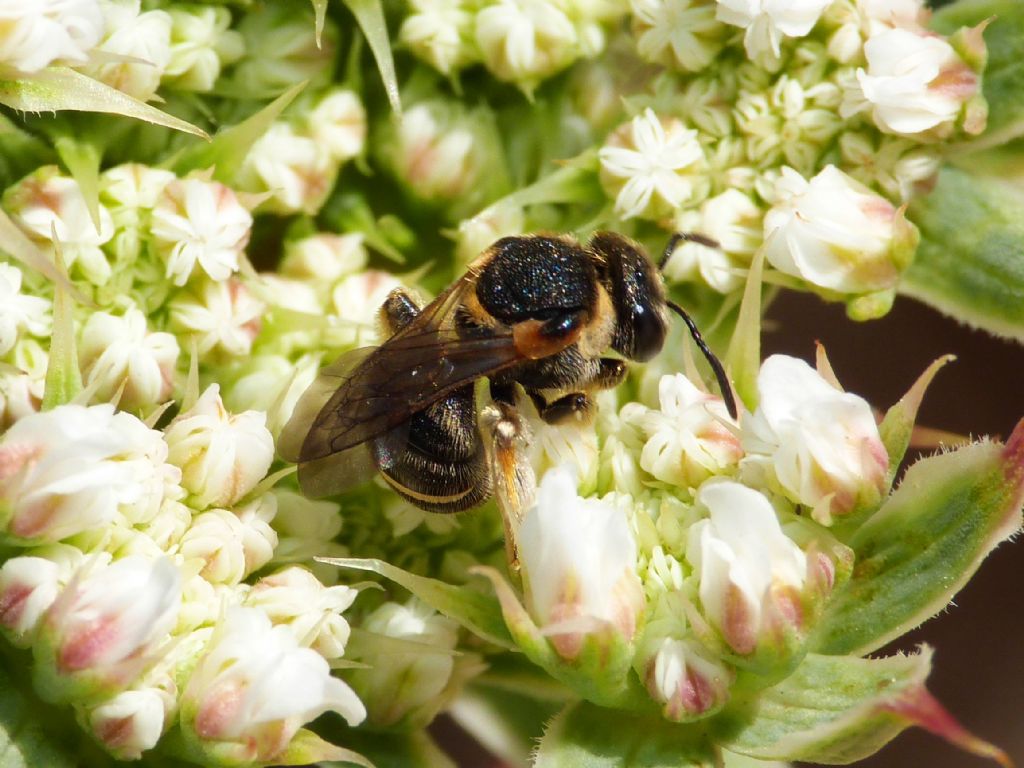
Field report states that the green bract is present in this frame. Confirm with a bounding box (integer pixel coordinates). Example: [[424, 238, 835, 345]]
[[0, 0, 1020, 767]]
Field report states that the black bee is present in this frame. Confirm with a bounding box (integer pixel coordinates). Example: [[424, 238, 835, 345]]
[[279, 232, 736, 552]]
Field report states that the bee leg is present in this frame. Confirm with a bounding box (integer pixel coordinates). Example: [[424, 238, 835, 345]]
[[593, 357, 628, 390], [379, 288, 422, 335], [529, 391, 593, 425], [479, 400, 535, 573]]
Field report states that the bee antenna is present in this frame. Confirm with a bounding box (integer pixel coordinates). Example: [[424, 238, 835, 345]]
[[658, 232, 722, 270], [665, 299, 739, 420]]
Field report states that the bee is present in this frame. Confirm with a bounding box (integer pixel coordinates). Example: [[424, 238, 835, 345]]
[[279, 232, 736, 562]]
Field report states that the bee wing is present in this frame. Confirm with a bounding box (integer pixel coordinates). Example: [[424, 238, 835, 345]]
[[293, 276, 523, 463]]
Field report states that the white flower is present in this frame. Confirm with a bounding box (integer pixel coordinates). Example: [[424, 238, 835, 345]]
[[163, 385, 274, 510], [6, 168, 115, 285], [517, 466, 644, 659], [763, 165, 918, 294], [246, 567, 356, 660], [0, 365, 41, 430], [86, 688, 168, 760], [716, 0, 831, 63], [306, 90, 367, 163], [631, 0, 723, 72], [391, 103, 481, 202], [347, 600, 460, 727], [641, 636, 731, 720], [181, 509, 255, 585], [329, 270, 405, 348], [665, 190, 763, 292], [169, 279, 265, 359], [281, 233, 367, 284], [475, 0, 578, 91], [0, 404, 177, 541], [151, 177, 252, 286], [81, 0, 171, 101], [181, 607, 364, 764], [686, 480, 807, 654], [599, 108, 708, 220], [742, 355, 889, 523], [0, 0, 104, 74], [0, 264, 50, 356], [0, 555, 62, 645], [400, 0, 478, 75], [37, 556, 180, 696], [164, 6, 244, 92], [621, 374, 741, 489], [236, 123, 336, 216], [845, 27, 979, 136], [79, 306, 180, 411], [825, 0, 928, 63]]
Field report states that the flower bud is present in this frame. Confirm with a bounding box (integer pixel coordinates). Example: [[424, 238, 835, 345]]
[[474, 0, 578, 93], [179, 607, 365, 765], [347, 599, 463, 728], [599, 108, 709, 220], [81, 1, 172, 102], [163, 385, 274, 510], [742, 355, 889, 523], [686, 480, 807, 655], [306, 89, 367, 163], [763, 165, 919, 296], [79, 306, 180, 412], [621, 373, 742, 489], [180, 509, 251, 585], [0, 0, 104, 74], [245, 566, 356, 660], [0, 547, 82, 647], [5, 167, 115, 286], [268, 489, 347, 583], [34, 555, 181, 703], [639, 636, 731, 721], [455, 202, 525, 268], [85, 687, 169, 760], [151, 177, 252, 286], [280, 233, 367, 284], [517, 466, 644, 660], [399, 0, 479, 76], [843, 27, 982, 137], [235, 122, 336, 216], [169, 278, 264, 359], [329, 270, 405, 348], [0, 263, 50, 357], [0, 404, 176, 542], [164, 6, 244, 92], [630, 0, 725, 72], [716, 0, 831, 66]]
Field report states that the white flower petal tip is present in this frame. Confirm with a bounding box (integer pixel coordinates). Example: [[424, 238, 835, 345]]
[[742, 355, 889, 524], [715, 0, 831, 65]]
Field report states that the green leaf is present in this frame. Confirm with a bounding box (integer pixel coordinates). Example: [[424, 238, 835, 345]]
[[0, 68, 207, 139], [934, 0, 1024, 150], [903, 167, 1024, 341], [0, 651, 81, 768], [343, 0, 401, 113], [169, 81, 306, 180], [535, 701, 717, 768], [713, 652, 928, 763], [323, 730, 451, 768], [812, 421, 1024, 656], [318, 557, 515, 648]]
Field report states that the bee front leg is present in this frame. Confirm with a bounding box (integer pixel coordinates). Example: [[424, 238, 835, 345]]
[[528, 391, 593, 425]]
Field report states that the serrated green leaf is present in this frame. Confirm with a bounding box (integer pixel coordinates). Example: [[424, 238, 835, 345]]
[[0, 68, 207, 139], [712, 652, 930, 763], [812, 422, 1024, 656], [934, 0, 1024, 149], [535, 701, 717, 768], [903, 167, 1024, 341], [318, 557, 515, 648], [169, 81, 305, 180]]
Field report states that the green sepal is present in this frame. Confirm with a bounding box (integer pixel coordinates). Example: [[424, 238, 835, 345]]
[[317, 557, 515, 648], [343, 0, 401, 113], [40, 248, 82, 411], [277, 728, 374, 767], [168, 81, 306, 181], [726, 248, 765, 411], [0, 68, 207, 140], [812, 421, 1024, 656], [903, 167, 1024, 341], [536, 701, 717, 768], [934, 0, 1023, 149]]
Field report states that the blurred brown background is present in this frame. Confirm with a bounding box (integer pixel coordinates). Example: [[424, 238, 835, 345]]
[[434, 289, 1024, 767]]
